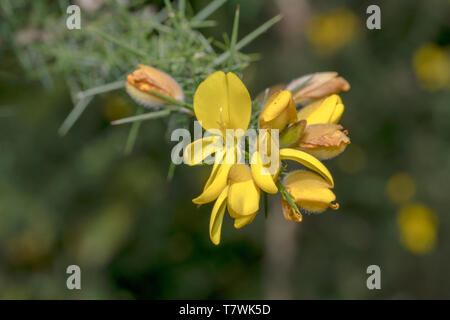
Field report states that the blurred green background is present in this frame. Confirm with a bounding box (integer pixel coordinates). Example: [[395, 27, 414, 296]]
[[0, 0, 449, 299]]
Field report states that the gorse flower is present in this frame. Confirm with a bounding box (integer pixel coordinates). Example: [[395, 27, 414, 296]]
[[397, 203, 438, 255], [413, 43, 450, 91], [282, 170, 338, 222], [306, 8, 359, 56], [184, 71, 349, 244], [296, 94, 350, 160]]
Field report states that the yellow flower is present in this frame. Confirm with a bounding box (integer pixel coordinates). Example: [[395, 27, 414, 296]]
[[183, 71, 253, 206], [282, 170, 338, 222], [306, 8, 359, 56], [413, 43, 450, 91], [185, 71, 337, 244], [397, 203, 438, 255], [296, 94, 350, 159], [209, 164, 260, 245], [126, 64, 184, 108], [386, 172, 416, 205], [286, 72, 350, 105]]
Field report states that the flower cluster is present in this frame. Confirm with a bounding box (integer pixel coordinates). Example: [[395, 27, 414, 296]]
[[126, 66, 351, 245]]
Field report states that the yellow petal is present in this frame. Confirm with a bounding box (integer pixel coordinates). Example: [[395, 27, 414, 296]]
[[183, 136, 222, 166], [193, 71, 251, 133], [284, 170, 338, 213], [227, 206, 257, 228], [279, 148, 334, 187], [234, 214, 256, 229], [193, 160, 233, 205], [330, 103, 344, 123], [209, 186, 229, 245], [227, 164, 260, 215], [297, 94, 341, 125], [250, 151, 279, 194]]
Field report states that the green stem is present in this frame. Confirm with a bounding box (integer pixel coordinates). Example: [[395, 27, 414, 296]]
[[214, 14, 282, 65], [111, 109, 171, 125], [276, 180, 300, 214], [228, 6, 240, 70], [90, 28, 148, 58], [192, 0, 227, 22], [58, 96, 94, 136], [289, 75, 313, 94], [146, 89, 194, 112], [77, 81, 125, 100], [124, 107, 144, 155]]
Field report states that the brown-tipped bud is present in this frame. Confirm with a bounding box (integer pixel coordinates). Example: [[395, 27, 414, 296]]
[[126, 64, 184, 108], [286, 72, 350, 105], [298, 123, 350, 160], [255, 84, 286, 104], [281, 198, 303, 222]]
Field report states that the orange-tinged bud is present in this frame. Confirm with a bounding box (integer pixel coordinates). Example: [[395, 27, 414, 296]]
[[298, 123, 350, 160], [286, 72, 350, 105], [126, 64, 184, 108]]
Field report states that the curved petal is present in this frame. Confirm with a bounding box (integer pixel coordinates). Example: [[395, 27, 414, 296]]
[[330, 103, 344, 123], [227, 164, 260, 215], [193, 161, 233, 204], [209, 186, 229, 245], [279, 148, 334, 187], [183, 136, 221, 166], [250, 151, 279, 194], [234, 214, 256, 229], [193, 71, 252, 133], [227, 206, 257, 229]]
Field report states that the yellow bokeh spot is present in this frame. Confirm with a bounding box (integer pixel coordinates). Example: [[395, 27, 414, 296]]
[[413, 43, 450, 91], [103, 95, 133, 122], [306, 8, 359, 56], [337, 144, 366, 174], [386, 172, 416, 205], [397, 203, 438, 255]]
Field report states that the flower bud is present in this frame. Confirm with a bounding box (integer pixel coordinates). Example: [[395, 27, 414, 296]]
[[298, 123, 350, 160], [286, 72, 350, 105], [258, 90, 297, 131], [126, 64, 184, 108], [283, 170, 339, 215], [297, 94, 344, 125]]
